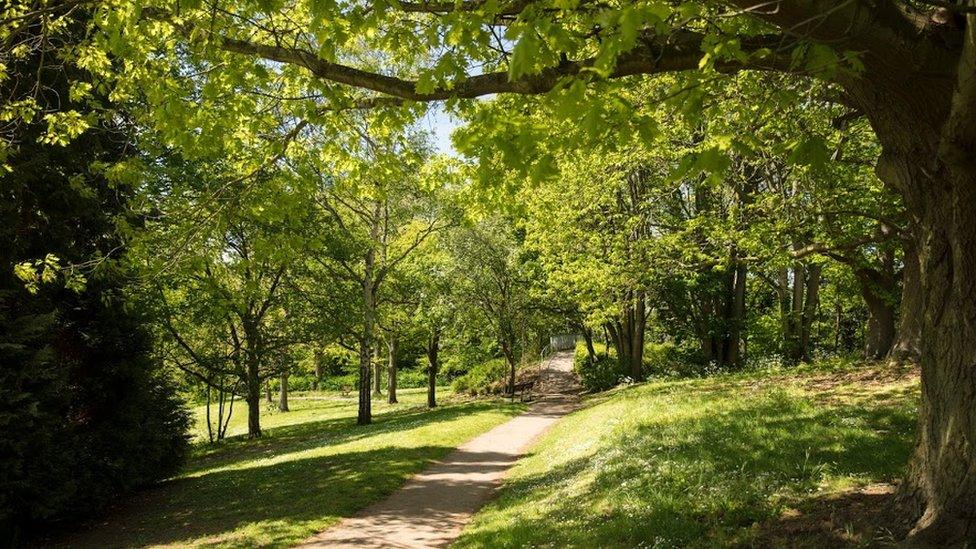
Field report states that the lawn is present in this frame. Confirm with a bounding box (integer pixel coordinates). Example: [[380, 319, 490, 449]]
[[455, 361, 919, 548], [57, 387, 525, 548]]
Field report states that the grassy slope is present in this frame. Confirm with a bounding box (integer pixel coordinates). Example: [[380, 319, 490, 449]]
[[455, 362, 919, 548], [61, 387, 525, 548]]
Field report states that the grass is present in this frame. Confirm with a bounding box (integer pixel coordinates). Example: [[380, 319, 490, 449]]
[[59, 387, 525, 548], [455, 361, 919, 548]]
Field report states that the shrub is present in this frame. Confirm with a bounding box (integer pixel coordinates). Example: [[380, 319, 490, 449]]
[[452, 358, 510, 395], [0, 289, 191, 542], [574, 343, 626, 392]]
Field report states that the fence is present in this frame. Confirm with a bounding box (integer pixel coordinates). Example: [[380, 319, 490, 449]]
[[549, 333, 580, 352]]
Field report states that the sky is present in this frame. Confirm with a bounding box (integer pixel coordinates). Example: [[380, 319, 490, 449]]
[[418, 103, 461, 156]]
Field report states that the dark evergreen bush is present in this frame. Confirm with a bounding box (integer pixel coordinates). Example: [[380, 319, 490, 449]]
[[0, 15, 190, 541]]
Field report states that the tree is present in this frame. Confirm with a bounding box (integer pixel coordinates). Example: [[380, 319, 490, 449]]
[[0, 6, 189, 539], [449, 219, 538, 394], [138, 158, 316, 438], [301, 128, 452, 424], [71, 0, 976, 539]]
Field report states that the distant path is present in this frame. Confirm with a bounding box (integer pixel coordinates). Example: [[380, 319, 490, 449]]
[[298, 351, 580, 548]]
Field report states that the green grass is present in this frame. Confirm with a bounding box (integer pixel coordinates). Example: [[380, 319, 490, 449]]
[[187, 387, 454, 443], [62, 387, 525, 548], [455, 362, 919, 548]]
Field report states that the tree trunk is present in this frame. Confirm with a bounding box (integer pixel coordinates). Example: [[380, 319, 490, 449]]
[[630, 291, 646, 380], [278, 372, 289, 412], [889, 239, 922, 364], [357, 274, 375, 425], [245, 353, 262, 439], [899, 162, 976, 543], [426, 329, 439, 409], [777, 267, 792, 358], [788, 261, 806, 362], [854, 52, 976, 540], [800, 263, 821, 362], [607, 320, 627, 369], [372, 340, 383, 396], [864, 293, 896, 360], [387, 337, 398, 404], [583, 327, 596, 363], [501, 342, 517, 396], [357, 335, 372, 425], [729, 260, 747, 368], [265, 380, 273, 403], [313, 348, 324, 391], [855, 267, 897, 360]]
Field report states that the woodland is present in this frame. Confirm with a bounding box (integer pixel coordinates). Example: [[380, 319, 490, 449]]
[[1, 0, 974, 545]]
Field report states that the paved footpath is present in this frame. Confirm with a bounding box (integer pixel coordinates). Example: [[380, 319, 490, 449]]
[[298, 351, 581, 548]]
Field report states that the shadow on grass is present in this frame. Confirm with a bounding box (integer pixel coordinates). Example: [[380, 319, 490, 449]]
[[52, 400, 521, 548], [186, 401, 505, 476], [753, 483, 913, 547], [58, 445, 452, 548], [456, 387, 917, 548]]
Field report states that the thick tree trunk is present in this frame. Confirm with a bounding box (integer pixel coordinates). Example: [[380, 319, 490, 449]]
[[889, 239, 922, 363], [900, 164, 976, 544], [387, 338, 398, 404], [854, 48, 976, 540], [278, 372, 289, 412], [426, 329, 439, 409], [855, 267, 897, 360], [863, 293, 896, 360]]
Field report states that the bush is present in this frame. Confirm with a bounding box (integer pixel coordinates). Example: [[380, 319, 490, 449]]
[[0, 39, 191, 540], [395, 368, 430, 389], [574, 343, 626, 392], [0, 287, 191, 542], [452, 358, 510, 395]]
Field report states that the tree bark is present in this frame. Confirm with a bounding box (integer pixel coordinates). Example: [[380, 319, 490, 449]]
[[630, 291, 646, 380], [357, 335, 373, 425], [777, 267, 792, 357], [728, 261, 747, 368], [852, 42, 976, 539], [373, 345, 383, 397], [855, 267, 897, 360], [278, 372, 289, 412], [583, 327, 596, 363], [387, 337, 398, 404], [245, 352, 262, 439], [313, 348, 324, 391], [800, 263, 821, 363], [788, 261, 806, 362], [501, 342, 517, 396], [889, 238, 922, 363], [426, 329, 439, 409]]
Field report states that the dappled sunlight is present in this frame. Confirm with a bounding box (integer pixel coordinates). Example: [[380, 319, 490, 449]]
[[455, 365, 918, 548], [55, 398, 523, 548]]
